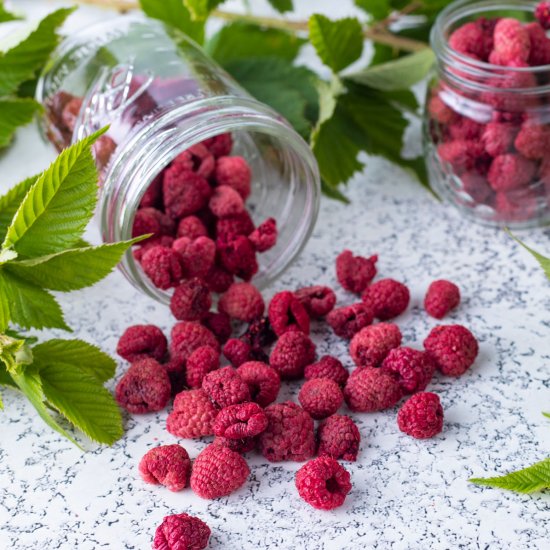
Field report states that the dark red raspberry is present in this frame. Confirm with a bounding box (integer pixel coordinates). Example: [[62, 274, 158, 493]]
[[132, 207, 174, 240], [295, 456, 351, 511], [294, 285, 336, 318], [138, 444, 191, 492], [248, 218, 277, 252], [448, 117, 484, 141], [482, 122, 517, 157], [162, 355, 186, 396], [170, 278, 212, 322], [298, 378, 343, 420], [215, 156, 252, 200], [202, 366, 250, 408], [216, 211, 255, 241], [203, 133, 233, 158], [185, 143, 216, 179], [170, 321, 220, 363], [381, 347, 435, 395], [212, 435, 257, 453], [424, 280, 461, 319], [116, 324, 167, 363], [133, 236, 175, 263], [93, 135, 117, 170], [217, 235, 258, 281], [350, 323, 402, 367], [268, 290, 310, 336], [190, 444, 250, 499], [60, 96, 82, 132], [186, 345, 220, 388], [240, 316, 276, 349], [423, 324, 479, 376], [204, 265, 234, 293], [219, 282, 265, 322], [527, 21, 550, 65], [269, 331, 316, 379], [115, 358, 171, 414], [258, 401, 315, 462], [397, 392, 444, 439], [176, 215, 208, 239], [236, 361, 281, 407], [209, 185, 245, 218], [344, 367, 402, 412], [173, 236, 216, 279], [362, 279, 410, 320], [317, 414, 361, 462], [166, 389, 218, 438], [202, 311, 232, 344], [163, 167, 211, 219], [304, 356, 349, 386], [536, 2, 550, 29], [336, 250, 378, 294], [488, 154, 537, 192], [141, 245, 183, 290], [213, 402, 268, 439], [326, 303, 374, 339], [223, 338, 252, 367], [153, 513, 210, 550]]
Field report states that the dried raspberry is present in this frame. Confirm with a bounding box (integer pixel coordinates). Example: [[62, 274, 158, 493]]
[[133, 236, 175, 263], [132, 207, 173, 240], [187, 143, 216, 179], [437, 140, 486, 174], [212, 435, 257, 453], [93, 135, 117, 171], [295, 456, 351, 511], [140, 173, 163, 209], [515, 123, 550, 160], [141, 245, 183, 290], [326, 303, 374, 339], [449, 21, 492, 61], [294, 285, 336, 318], [304, 356, 349, 387], [482, 122, 517, 157], [202, 311, 232, 344], [173, 236, 216, 279], [213, 402, 268, 439], [176, 215, 208, 239], [428, 94, 458, 125], [190, 444, 250, 499], [204, 265, 234, 293], [491, 18, 531, 65], [344, 366, 402, 412], [424, 324, 479, 376], [153, 513, 210, 550], [449, 117, 484, 141], [270, 331, 316, 379], [216, 211, 255, 241], [397, 392, 444, 439], [115, 358, 171, 414], [203, 133, 233, 157], [138, 444, 191, 492], [526, 22, 550, 65], [209, 185, 245, 218], [460, 173, 494, 204], [298, 378, 343, 420], [349, 323, 402, 367], [170, 278, 211, 322], [381, 347, 435, 395], [488, 154, 537, 192], [248, 218, 278, 252], [424, 279, 461, 319], [258, 401, 315, 462], [170, 321, 220, 363], [240, 316, 277, 349], [536, 2, 550, 30], [223, 338, 251, 367], [215, 156, 252, 200], [163, 355, 186, 396], [186, 345, 220, 388], [61, 97, 83, 132], [202, 366, 250, 408], [217, 235, 258, 281], [166, 389, 218, 438], [219, 282, 265, 322], [336, 250, 378, 294], [163, 167, 211, 219], [268, 291, 310, 336], [494, 189, 539, 222], [318, 414, 361, 462], [116, 324, 167, 363], [236, 361, 281, 407], [362, 279, 410, 321]]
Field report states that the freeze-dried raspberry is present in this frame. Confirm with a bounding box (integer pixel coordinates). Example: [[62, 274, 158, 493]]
[[428, 95, 458, 125], [212, 435, 257, 453], [236, 361, 281, 407], [140, 173, 163, 209], [526, 22, 550, 65], [304, 356, 349, 386], [258, 401, 315, 462], [449, 21, 493, 61], [166, 389, 218, 438], [495, 189, 539, 222], [172, 150, 194, 172], [204, 264, 234, 293], [298, 378, 343, 420], [318, 414, 360, 462], [344, 367, 402, 412], [349, 323, 402, 367], [153, 513, 210, 550], [203, 133, 233, 158], [437, 140, 486, 174], [202, 366, 250, 408], [163, 355, 186, 395], [536, 2, 550, 30], [132, 207, 175, 240], [216, 211, 255, 240], [249, 218, 278, 252], [176, 215, 208, 239], [449, 117, 484, 141], [487, 154, 537, 192], [116, 324, 167, 363], [217, 235, 258, 281], [115, 358, 171, 414], [163, 167, 211, 219], [202, 311, 232, 344], [424, 279, 461, 319], [173, 236, 216, 279], [61, 97, 83, 132], [139, 444, 191, 492], [223, 338, 252, 367], [482, 122, 517, 157], [397, 392, 444, 439], [515, 123, 550, 160], [186, 345, 220, 388], [326, 303, 374, 340], [170, 278, 212, 322], [215, 156, 252, 200], [93, 135, 117, 171], [270, 331, 316, 379], [381, 347, 435, 395], [209, 185, 245, 218], [336, 250, 378, 294], [491, 18, 531, 65], [170, 321, 220, 363], [213, 402, 268, 439], [219, 282, 265, 322], [424, 324, 479, 376], [294, 285, 336, 318], [190, 444, 250, 499], [460, 173, 494, 204], [133, 236, 175, 263], [295, 456, 351, 511], [240, 316, 277, 349], [268, 291, 310, 336], [483, 71, 538, 111], [362, 278, 410, 321], [186, 143, 216, 179], [141, 245, 183, 290]]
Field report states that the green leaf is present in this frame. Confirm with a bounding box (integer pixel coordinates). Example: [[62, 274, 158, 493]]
[[0, 1, 21, 23], [308, 14, 363, 73], [183, 0, 224, 20], [0, 362, 16, 387], [507, 232, 550, 281], [4, 328, 38, 346], [0, 276, 9, 332], [267, 0, 293, 13], [0, 173, 39, 242], [0, 8, 74, 96], [543, 412, 550, 419], [470, 458, 550, 494], [0, 98, 42, 149], [321, 179, 349, 203], [355, 0, 391, 20]]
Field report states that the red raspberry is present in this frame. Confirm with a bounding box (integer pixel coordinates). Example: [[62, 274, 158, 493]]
[[249, 218, 277, 252], [495, 189, 539, 222], [294, 285, 336, 318], [240, 316, 277, 349], [295, 456, 351, 511], [216, 211, 255, 241], [380, 347, 435, 395], [424, 279, 461, 319], [170, 278, 212, 322], [153, 513, 210, 550], [460, 173, 494, 204], [115, 358, 171, 414], [482, 122, 517, 157], [304, 355, 349, 386], [488, 154, 537, 192], [268, 290, 310, 336], [204, 265, 234, 293], [219, 282, 265, 322], [163, 355, 186, 396], [349, 323, 402, 367], [397, 392, 444, 439], [343, 367, 402, 412], [217, 235, 258, 281], [428, 95, 458, 125], [491, 18, 531, 65], [515, 123, 550, 160], [236, 361, 281, 407], [203, 133, 233, 158], [213, 402, 268, 439], [223, 338, 252, 367], [526, 22, 550, 65], [190, 444, 250, 499], [326, 303, 374, 339], [116, 324, 167, 363], [449, 117, 484, 141], [186, 345, 220, 388], [170, 321, 220, 363], [141, 245, 183, 290], [424, 324, 479, 376], [362, 278, 410, 321], [186, 143, 216, 179], [163, 166, 211, 219], [202, 311, 232, 344], [176, 215, 208, 239], [269, 331, 316, 379], [133, 236, 175, 263], [202, 366, 250, 408], [166, 389, 218, 438], [258, 401, 315, 462], [214, 156, 252, 200], [132, 207, 174, 240], [317, 414, 361, 462], [139, 174, 161, 208], [336, 250, 378, 294], [138, 444, 191, 492], [298, 378, 343, 420], [449, 21, 487, 60], [209, 185, 245, 218], [437, 140, 486, 174], [536, 2, 550, 30], [212, 435, 257, 453], [173, 236, 216, 279]]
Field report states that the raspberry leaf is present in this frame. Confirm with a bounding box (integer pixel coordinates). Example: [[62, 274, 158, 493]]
[[543, 412, 550, 419], [267, 0, 294, 13], [0, 1, 21, 23], [0, 98, 42, 150], [183, 0, 225, 21], [355, 0, 391, 21], [0, 173, 39, 241], [507, 231, 550, 281]]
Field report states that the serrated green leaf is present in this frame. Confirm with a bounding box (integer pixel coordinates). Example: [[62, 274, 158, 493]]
[[183, 0, 224, 21], [4, 329, 37, 346], [507, 232, 550, 281], [543, 412, 550, 419], [0, 98, 42, 149], [267, 0, 293, 13], [0, 277, 9, 332], [0, 173, 39, 242], [470, 458, 550, 494], [321, 179, 349, 203], [0, 1, 21, 23], [0, 362, 16, 387], [308, 14, 363, 73]]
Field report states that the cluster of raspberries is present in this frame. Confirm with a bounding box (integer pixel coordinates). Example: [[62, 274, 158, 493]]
[[430, 9, 550, 223]]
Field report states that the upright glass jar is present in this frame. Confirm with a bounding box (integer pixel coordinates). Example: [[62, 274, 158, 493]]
[[425, 0, 550, 227], [36, 15, 320, 303]]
